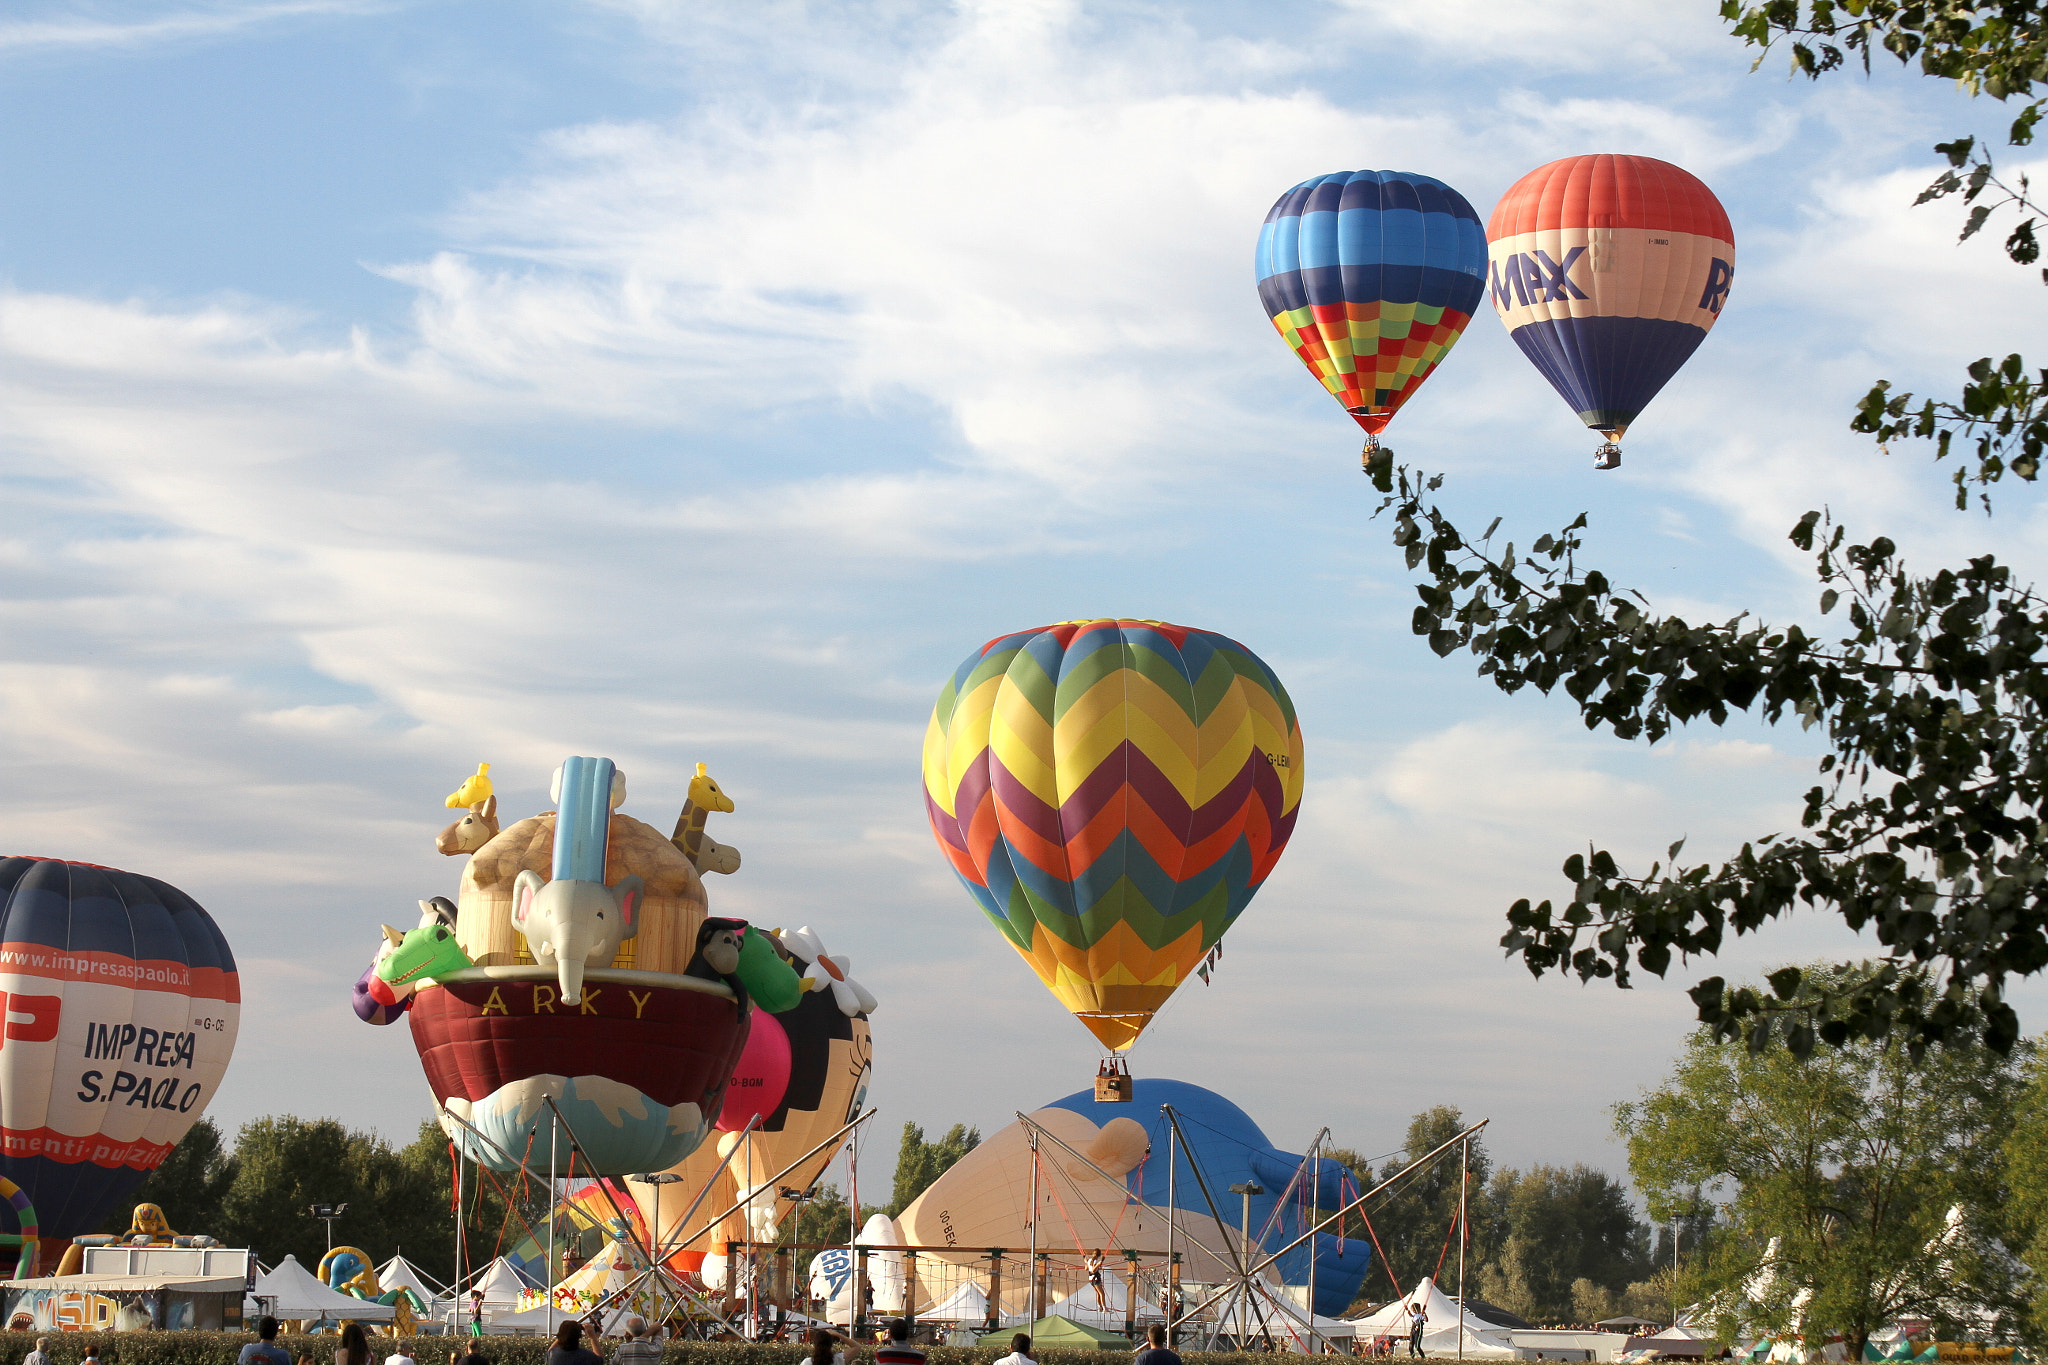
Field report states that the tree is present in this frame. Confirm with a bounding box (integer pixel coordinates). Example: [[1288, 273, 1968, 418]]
[[2004, 1053, 2048, 1338], [1478, 1165, 1652, 1324], [1617, 965, 2033, 1355], [1365, 2, 2048, 1056], [213, 1116, 456, 1269], [888, 1122, 979, 1217], [1333, 1107, 1495, 1296], [110, 1117, 238, 1238]]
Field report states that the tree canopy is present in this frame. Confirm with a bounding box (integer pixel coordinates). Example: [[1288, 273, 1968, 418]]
[[1618, 965, 2036, 1353]]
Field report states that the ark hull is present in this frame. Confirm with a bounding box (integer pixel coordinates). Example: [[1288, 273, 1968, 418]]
[[409, 976, 749, 1174]]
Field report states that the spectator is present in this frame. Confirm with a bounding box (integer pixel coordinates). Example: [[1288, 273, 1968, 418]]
[[874, 1318, 925, 1365], [22, 1337, 49, 1365], [547, 1320, 600, 1365], [611, 1316, 663, 1365], [240, 1318, 291, 1365], [79, 1346, 99, 1365], [385, 1344, 418, 1365], [336, 1322, 375, 1365], [454, 1339, 491, 1365], [1134, 1323, 1181, 1365], [994, 1332, 1035, 1365], [810, 1328, 849, 1365]]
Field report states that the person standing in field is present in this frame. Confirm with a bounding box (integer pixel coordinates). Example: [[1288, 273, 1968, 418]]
[[1135, 1323, 1181, 1365]]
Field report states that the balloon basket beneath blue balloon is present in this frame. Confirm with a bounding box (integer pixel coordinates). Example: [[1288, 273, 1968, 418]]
[[1593, 441, 1622, 471]]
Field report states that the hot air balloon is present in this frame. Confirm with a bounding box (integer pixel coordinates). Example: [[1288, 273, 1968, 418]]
[[1256, 170, 1488, 466], [0, 857, 239, 1265], [1485, 154, 1735, 469], [392, 756, 752, 1175], [922, 620, 1303, 1054]]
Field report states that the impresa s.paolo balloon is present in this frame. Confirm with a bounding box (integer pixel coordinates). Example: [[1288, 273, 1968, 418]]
[[1486, 154, 1735, 468], [1256, 169, 1488, 463], [0, 858, 239, 1259], [922, 620, 1302, 1052]]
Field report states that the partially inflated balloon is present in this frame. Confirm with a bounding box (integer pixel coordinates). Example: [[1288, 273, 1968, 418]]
[[1486, 154, 1734, 466], [922, 620, 1302, 1051], [1256, 169, 1487, 439], [0, 858, 239, 1260]]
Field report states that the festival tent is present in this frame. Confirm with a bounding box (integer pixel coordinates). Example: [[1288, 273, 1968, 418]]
[[379, 1254, 448, 1301], [1042, 1269, 1153, 1329], [252, 1255, 398, 1323], [923, 1280, 990, 1324], [979, 1314, 1131, 1348], [1348, 1277, 1526, 1359]]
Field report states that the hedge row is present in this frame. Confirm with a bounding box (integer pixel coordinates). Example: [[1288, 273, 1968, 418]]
[[0, 1336, 1342, 1365]]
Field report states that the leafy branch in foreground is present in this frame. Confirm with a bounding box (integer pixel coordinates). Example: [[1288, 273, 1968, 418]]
[[1367, 451, 2048, 1056], [1723, 2, 2048, 506]]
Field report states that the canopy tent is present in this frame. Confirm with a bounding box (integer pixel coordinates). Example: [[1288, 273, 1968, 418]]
[[922, 1280, 990, 1324], [378, 1254, 449, 1303], [979, 1314, 1132, 1348], [1041, 1269, 1156, 1329], [472, 1257, 537, 1307], [252, 1255, 398, 1322], [1348, 1277, 1526, 1359]]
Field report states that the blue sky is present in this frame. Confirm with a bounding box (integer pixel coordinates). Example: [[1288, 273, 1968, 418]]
[[3, 0, 2044, 1193]]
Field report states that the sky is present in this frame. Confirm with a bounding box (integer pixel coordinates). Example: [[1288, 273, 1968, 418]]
[[2, 0, 2045, 1205]]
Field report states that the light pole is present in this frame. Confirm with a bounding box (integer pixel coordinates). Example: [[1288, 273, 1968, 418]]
[[1227, 1182, 1263, 1349], [310, 1203, 348, 1250], [628, 1173, 685, 1271]]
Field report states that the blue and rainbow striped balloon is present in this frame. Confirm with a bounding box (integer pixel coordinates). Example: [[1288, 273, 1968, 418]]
[[1256, 169, 1487, 435]]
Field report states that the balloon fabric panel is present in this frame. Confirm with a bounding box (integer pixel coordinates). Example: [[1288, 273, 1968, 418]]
[[1256, 169, 1487, 434], [1486, 154, 1734, 436], [923, 620, 1302, 1051]]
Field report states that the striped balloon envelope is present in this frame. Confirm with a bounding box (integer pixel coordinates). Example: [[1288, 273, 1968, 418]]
[[922, 619, 1302, 1052], [1486, 154, 1735, 466], [1255, 169, 1488, 444], [0, 857, 239, 1259]]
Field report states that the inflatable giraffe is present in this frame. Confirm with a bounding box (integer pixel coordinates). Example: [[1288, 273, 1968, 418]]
[[671, 762, 741, 875]]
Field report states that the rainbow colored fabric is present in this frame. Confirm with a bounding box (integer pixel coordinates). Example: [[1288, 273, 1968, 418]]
[[1256, 169, 1487, 434], [1486, 154, 1735, 438], [922, 619, 1303, 1051]]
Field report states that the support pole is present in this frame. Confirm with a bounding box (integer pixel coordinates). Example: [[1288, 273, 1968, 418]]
[[986, 1250, 1004, 1334], [1168, 1253, 1182, 1346], [546, 1111, 558, 1337], [1123, 1249, 1140, 1339], [1027, 1128, 1041, 1319], [1034, 1252, 1050, 1325], [1457, 1136, 1470, 1363], [904, 1248, 919, 1328], [855, 1246, 870, 1340]]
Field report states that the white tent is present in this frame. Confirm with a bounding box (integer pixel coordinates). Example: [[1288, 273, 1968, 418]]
[[252, 1255, 398, 1322], [808, 1213, 906, 1321], [1349, 1277, 1526, 1359], [379, 1254, 448, 1301], [1044, 1272, 1155, 1329], [473, 1257, 535, 1308], [923, 1280, 989, 1323]]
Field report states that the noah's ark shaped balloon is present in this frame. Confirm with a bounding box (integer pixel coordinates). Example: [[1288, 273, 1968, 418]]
[[350, 754, 831, 1176]]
